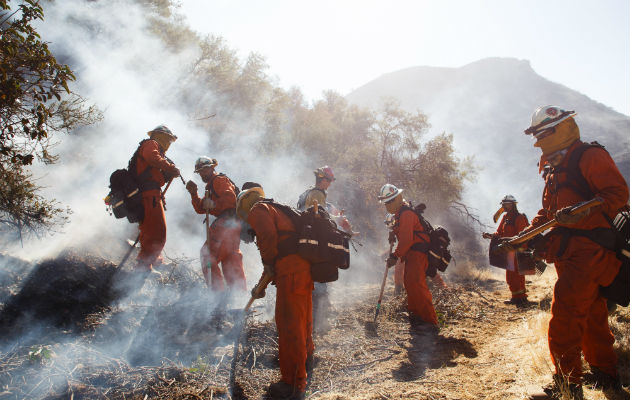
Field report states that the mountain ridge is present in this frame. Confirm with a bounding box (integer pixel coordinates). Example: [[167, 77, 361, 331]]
[[346, 57, 629, 222]]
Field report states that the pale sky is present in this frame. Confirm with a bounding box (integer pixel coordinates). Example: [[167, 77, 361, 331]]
[[178, 0, 630, 116]]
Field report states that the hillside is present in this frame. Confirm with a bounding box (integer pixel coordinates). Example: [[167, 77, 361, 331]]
[[346, 57, 630, 221]]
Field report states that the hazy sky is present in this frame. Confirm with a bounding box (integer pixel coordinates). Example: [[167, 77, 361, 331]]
[[178, 0, 630, 116]]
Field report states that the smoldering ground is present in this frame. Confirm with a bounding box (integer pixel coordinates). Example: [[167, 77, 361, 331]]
[[0, 1, 497, 398]]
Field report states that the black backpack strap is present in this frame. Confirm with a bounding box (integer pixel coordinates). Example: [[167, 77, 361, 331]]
[[259, 199, 302, 261], [551, 142, 606, 200], [128, 139, 161, 192]]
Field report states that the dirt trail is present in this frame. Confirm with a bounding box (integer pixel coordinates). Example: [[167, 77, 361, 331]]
[[233, 268, 629, 400]]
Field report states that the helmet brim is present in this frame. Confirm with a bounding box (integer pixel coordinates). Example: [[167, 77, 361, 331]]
[[378, 189, 403, 203]]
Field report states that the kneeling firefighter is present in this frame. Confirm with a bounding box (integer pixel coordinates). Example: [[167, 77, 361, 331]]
[[134, 125, 180, 272], [379, 184, 438, 326], [186, 157, 245, 292], [237, 183, 313, 400]]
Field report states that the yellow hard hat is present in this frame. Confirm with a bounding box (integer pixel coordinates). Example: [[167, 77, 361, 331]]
[[236, 186, 265, 221]]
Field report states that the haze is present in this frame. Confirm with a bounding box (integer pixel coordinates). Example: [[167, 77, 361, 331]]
[[179, 0, 630, 116]]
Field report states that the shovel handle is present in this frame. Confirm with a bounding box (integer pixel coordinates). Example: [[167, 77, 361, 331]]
[[374, 242, 395, 323], [508, 197, 604, 245]]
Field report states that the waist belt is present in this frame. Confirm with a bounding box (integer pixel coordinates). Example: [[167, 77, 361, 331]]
[[410, 242, 430, 253], [551, 227, 617, 258], [138, 180, 161, 192], [217, 208, 236, 219], [210, 208, 238, 228]]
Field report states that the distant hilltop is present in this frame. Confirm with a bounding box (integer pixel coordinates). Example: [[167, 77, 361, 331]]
[[347, 57, 630, 221]]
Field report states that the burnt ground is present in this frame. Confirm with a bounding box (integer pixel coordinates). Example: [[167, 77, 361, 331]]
[[0, 252, 628, 400]]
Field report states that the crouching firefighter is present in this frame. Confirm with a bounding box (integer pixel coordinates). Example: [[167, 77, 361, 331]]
[[378, 184, 438, 327], [237, 183, 314, 400], [134, 125, 180, 272], [511, 106, 628, 400], [186, 157, 245, 292]]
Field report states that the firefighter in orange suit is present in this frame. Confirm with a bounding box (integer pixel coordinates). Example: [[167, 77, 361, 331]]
[[492, 195, 530, 304], [237, 183, 313, 400], [514, 106, 629, 400], [385, 213, 447, 295], [135, 125, 179, 272], [379, 184, 438, 327], [186, 157, 245, 291]]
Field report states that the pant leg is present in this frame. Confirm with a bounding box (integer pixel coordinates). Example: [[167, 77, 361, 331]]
[[394, 260, 405, 287], [548, 244, 619, 384], [206, 224, 225, 291], [404, 251, 438, 325], [137, 192, 166, 270], [218, 220, 246, 291], [275, 269, 313, 392], [581, 296, 617, 377], [506, 269, 527, 299]]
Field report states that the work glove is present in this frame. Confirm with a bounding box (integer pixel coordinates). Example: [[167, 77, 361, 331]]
[[388, 231, 397, 245], [185, 180, 197, 195], [481, 232, 496, 240], [164, 166, 180, 181], [555, 206, 590, 225], [386, 254, 398, 268], [251, 283, 266, 299], [497, 237, 518, 252], [202, 197, 215, 210]]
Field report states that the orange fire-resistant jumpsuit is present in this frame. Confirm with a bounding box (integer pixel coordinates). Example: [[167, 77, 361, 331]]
[[393, 206, 438, 325], [496, 212, 529, 300], [135, 139, 177, 271], [393, 260, 447, 290], [528, 140, 628, 384], [247, 202, 314, 393], [191, 174, 245, 291]]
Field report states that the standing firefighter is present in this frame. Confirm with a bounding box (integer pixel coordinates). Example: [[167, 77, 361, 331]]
[[297, 166, 335, 332], [488, 195, 530, 304], [185, 157, 245, 291], [386, 213, 446, 295], [379, 184, 438, 327], [515, 106, 629, 400], [238, 183, 313, 400], [134, 125, 179, 272]]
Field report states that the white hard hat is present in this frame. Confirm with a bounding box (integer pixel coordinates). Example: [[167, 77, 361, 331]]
[[501, 194, 517, 204], [194, 156, 217, 173], [148, 125, 177, 139], [524, 106, 576, 137], [378, 184, 403, 204]]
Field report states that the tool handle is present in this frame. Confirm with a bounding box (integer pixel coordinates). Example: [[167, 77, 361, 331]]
[[117, 234, 140, 269], [508, 197, 604, 245], [374, 242, 395, 323], [244, 272, 273, 311]]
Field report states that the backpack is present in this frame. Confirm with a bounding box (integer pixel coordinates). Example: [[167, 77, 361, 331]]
[[105, 140, 158, 223], [399, 202, 452, 278], [550, 141, 630, 306], [296, 187, 326, 211], [260, 199, 351, 283]]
